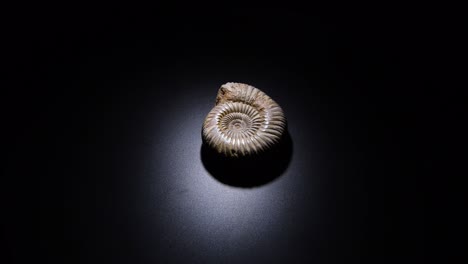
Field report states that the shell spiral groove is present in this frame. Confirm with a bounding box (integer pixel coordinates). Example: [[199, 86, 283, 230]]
[[202, 82, 286, 158]]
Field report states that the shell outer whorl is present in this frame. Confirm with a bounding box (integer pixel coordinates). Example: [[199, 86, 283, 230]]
[[202, 82, 286, 158]]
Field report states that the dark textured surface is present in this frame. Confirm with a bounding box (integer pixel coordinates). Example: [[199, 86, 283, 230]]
[[4, 5, 432, 264]]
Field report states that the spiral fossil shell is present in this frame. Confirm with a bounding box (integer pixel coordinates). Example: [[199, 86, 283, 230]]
[[202, 82, 286, 158]]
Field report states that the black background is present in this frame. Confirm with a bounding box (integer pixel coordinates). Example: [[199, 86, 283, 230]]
[[4, 4, 441, 264]]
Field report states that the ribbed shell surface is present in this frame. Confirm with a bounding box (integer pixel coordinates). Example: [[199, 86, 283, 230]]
[[202, 82, 286, 158]]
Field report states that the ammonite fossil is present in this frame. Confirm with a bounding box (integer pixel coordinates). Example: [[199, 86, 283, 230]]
[[202, 82, 287, 158]]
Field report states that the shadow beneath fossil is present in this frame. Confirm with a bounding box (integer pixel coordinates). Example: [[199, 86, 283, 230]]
[[200, 131, 293, 188]]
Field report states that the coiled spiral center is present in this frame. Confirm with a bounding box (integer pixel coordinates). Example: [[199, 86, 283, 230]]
[[216, 102, 262, 140], [221, 113, 251, 132]]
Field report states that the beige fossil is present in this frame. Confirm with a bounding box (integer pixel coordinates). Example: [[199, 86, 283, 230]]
[[202, 82, 286, 158]]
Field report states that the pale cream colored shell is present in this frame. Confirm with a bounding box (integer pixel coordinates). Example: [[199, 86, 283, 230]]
[[202, 82, 286, 158]]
